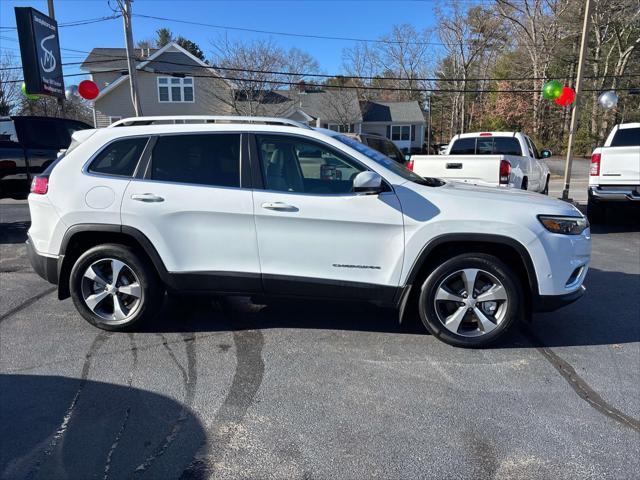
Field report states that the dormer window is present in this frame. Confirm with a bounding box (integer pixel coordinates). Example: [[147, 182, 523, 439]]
[[157, 76, 194, 103]]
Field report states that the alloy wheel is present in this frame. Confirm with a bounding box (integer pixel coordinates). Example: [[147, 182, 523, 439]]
[[81, 258, 143, 325], [433, 268, 509, 337]]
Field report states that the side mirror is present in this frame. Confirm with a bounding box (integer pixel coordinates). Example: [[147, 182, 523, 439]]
[[353, 171, 383, 195], [540, 149, 552, 159], [404, 154, 412, 162]]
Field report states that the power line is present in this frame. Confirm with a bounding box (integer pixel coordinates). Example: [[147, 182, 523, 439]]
[[133, 13, 574, 48], [3, 67, 637, 95], [1, 38, 637, 83], [0, 14, 121, 30]]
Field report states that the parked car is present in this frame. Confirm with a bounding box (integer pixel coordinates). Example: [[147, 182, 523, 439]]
[[0, 116, 92, 199], [26, 116, 590, 348], [343, 132, 406, 165], [588, 122, 640, 223], [408, 132, 551, 194]]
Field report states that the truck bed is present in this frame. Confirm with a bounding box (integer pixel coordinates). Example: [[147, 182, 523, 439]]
[[410, 154, 521, 188]]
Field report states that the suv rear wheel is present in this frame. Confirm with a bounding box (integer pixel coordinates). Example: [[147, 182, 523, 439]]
[[69, 244, 163, 331], [418, 253, 522, 347]]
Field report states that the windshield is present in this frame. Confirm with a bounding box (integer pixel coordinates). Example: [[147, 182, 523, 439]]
[[335, 135, 443, 187]]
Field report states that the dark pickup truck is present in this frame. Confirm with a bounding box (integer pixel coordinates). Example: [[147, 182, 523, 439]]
[[0, 116, 91, 199]]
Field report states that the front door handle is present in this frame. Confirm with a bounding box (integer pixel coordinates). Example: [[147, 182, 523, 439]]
[[131, 193, 164, 203], [261, 202, 298, 212]]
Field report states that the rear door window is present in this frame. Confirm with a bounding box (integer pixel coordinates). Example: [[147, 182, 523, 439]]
[[611, 127, 640, 147], [493, 137, 522, 156], [89, 137, 149, 177], [18, 118, 63, 150], [449, 138, 476, 154], [150, 134, 241, 188]]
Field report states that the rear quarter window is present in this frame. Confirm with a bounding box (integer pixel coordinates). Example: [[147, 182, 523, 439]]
[[611, 127, 640, 147], [88, 137, 149, 177], [493, 137, 522, 156], [449, 138, 476, 154]]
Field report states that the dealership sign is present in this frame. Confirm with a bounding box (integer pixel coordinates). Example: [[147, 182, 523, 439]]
[[15, 7, 65, 98]]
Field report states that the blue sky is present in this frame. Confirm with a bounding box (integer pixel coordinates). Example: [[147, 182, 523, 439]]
[[1, 0, 448, 82]]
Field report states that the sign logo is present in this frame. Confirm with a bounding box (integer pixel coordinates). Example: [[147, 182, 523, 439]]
[[39, 34, 57, 73], [40, 35, 57, 73]]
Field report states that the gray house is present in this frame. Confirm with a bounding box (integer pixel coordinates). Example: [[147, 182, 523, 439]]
[[81, 44, 425, 150], [361, 101, 426, 152], [81, 42, 232, 127]]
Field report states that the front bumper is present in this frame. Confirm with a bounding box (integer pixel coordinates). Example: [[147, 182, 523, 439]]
[[532, 285, 585, 312], [26, 236, 59, 285], [589, 185, 640, 202]]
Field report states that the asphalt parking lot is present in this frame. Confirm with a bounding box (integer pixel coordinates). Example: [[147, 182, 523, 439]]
[[1, 181, 638, 480]]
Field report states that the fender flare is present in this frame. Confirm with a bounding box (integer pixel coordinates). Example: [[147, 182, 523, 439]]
[[403, 233, 539, 293]]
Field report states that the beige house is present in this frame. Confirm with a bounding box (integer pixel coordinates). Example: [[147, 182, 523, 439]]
[[81, 42, 232, 127]]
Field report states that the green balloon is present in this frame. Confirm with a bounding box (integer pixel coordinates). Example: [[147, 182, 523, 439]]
[[21, 83, 39, 101], [542, 80, 563, 100]]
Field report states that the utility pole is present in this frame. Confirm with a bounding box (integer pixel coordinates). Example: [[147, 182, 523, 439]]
[[427, 95, 432, 153], [118, 0, 142, 116], [47, 0, 55, 18], [562, 0, 593, 201]]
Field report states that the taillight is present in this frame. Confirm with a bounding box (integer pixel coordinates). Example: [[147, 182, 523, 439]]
[[590, 153, 601, 176], [30, 175, 49, 195], [499, 160, 511, 184], [406, 158, 414, 171]]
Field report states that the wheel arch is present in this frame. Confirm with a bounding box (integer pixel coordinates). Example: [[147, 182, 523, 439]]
[[57, 224, 171, 299], [401, 234, 539, 318]]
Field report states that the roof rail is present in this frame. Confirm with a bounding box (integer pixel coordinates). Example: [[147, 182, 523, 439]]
[[108, 115, 312, 129]]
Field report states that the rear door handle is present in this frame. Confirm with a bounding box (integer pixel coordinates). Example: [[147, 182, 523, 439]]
[[131, 193, 164, 203], [261, 202, 298, 212]]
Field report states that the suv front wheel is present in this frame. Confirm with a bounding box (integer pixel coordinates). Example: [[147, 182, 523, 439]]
[[69, 244, 163, 331], [418, 253, 522, 347]]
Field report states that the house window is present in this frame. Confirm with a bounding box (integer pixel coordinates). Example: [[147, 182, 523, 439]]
[[391, 125, 411, 141], [157, 77, 194, 103], [328, 123, 352, 133]]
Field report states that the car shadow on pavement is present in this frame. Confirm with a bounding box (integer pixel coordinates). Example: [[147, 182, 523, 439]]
[[0, 374, 206, 480], [138, 263, 638, 349]]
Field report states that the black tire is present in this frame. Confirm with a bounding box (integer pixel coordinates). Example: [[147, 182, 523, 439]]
[[587, 197, 605, 224], [418, 253, 523, 348], [69, 243, 163, 331], [542, 176, 550, 195], [521, 177, 528, 190]]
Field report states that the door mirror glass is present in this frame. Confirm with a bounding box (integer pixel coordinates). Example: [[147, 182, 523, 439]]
[[352, 171, 383, 194], [540, 149, 552, 158]]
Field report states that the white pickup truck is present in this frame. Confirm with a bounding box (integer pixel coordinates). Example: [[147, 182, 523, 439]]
[[408, 132, 551, 193], [588, 122, 640, 222]]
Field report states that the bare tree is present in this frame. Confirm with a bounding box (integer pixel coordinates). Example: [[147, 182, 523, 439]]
[[210, 35, 320, 116], [496, 0, 573, 135], [0, 53, 21, 116], [437, 4, 505, 133]]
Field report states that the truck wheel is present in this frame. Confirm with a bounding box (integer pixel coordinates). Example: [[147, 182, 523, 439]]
[[587, 198, 605, 224], [521, 178, 528, 190], [69, 244, 164, 331], [418, 253, 522, 348], [542, 176, 550, 195]]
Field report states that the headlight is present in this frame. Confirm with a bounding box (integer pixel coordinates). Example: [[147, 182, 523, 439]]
[[538, 215, 589, 235]]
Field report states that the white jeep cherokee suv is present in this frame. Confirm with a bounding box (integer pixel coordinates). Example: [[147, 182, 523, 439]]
[[26, 116, 591, 347]]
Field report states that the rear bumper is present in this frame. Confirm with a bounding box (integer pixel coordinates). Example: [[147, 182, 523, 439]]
[[26, 236, 59, 285], [532, 286, 585, 313], [589, 185, 640, 202]]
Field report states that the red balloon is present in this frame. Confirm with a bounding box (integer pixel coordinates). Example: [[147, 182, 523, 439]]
[[555, 86, 575, 107], [78, 80, 99, 100]]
